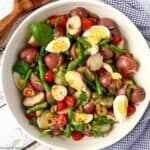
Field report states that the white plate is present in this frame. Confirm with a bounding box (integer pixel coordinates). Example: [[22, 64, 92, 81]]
[[1, 0, 150, 149]]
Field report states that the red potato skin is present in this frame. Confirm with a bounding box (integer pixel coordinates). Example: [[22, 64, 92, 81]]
[[99, 71, 112, 88], [30, 73, 44, 91], [69, 7, 88, 18], [100, 46, 113, 60], [23, 84, 35, 97], [20, 47, 38, 64], [131, 87, 145, 103], [98, 18, 117, 30], [70, 43, 77, 60], [44, 54, 64, 69], [117, 84, 127, 95], [116, 54, 137, 78], [54, 27, 65, 38]]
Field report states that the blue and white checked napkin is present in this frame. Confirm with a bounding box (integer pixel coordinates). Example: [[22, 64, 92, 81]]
[[100, 0, 150, 149]]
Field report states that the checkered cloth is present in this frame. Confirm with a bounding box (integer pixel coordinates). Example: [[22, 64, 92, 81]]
[[101, 0, 150, 149]]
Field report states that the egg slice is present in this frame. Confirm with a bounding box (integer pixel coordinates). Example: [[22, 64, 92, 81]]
[[73, 112, 93, 123], [46, 36, 70, 53], [113, 95, 128, 122], [83, 25, 110, 44]]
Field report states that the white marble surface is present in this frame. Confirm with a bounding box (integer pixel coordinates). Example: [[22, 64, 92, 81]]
[[0, 0, 150, 149]]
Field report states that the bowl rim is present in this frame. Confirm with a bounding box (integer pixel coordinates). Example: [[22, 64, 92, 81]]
[[1, 0, 150, 149]]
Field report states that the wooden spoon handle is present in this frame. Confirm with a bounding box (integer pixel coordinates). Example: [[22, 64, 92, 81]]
[[0, 0, 52, 47]]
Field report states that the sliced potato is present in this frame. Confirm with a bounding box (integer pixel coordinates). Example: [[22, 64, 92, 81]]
[[117, 39, 125, 49], [66, 16, 81, 35], [73, 112, 93, 123], [37, 110, 54, 129], [28, 35, 39, 47], [65, 71, 85, 91], [51, 85, 67, 101], [86, 53, 103, 71], [57, 108, 69, 114], [100, 124, 112, 133], [103, 63, 113, 73], [23, 92, 45, 107]]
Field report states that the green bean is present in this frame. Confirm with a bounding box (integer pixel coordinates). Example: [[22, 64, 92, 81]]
[[67, 57, 82, 71], [76, 42, 83, 58], [85, 79, 97, 91], [99, 38, 110, 46], [126, 88, 132, 101], [38, 56, 50, 92], [77, 37, 91, 49], [68, 109, 73, 123], [26, 102, 49, 114], [108, 44, 128, 53], [95, 74, 103, 95], [65, 123, 71, 138], [23, 69, 32, 88]]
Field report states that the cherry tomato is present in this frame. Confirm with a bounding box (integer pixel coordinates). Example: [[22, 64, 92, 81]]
[[88, 18, 97, 25], [48, 15, 67, 28], [71, 131, 84, 141], [64, 96, 76, 108], [25, 112, 36, 120], [44, 70, 53, 82], [127, 105, 136, 116], [23, 84, 35, 97], [54, 114, 68, 127], [111, 34, 122, 45], [57, 101, 66, 111], [81, 18, 94, 31]]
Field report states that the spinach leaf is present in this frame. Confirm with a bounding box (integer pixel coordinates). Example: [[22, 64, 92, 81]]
[[72, 123, 84, 132], [75, 92, 87, 108], [40, 129, 52, 137], [13, 60, 30, 75], [94, 115, 114, 125], [65, 123, 72, 138], [31, 22, 53, 46]]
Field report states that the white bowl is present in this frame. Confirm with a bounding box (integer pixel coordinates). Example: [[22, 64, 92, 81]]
[[1, 0, 150, 149]]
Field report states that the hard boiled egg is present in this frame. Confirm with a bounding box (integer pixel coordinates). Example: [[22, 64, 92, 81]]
[[73, 112, 93, 123], [83, 25, 110, 44], [46, 36, 70, 53], [113, 95, 128, 122]]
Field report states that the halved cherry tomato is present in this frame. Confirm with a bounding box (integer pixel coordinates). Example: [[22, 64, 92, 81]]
[[81, 18, 96, 31], [48, 15, 67, 28], [25, 112, 36, 120], [44, 70, 53, 82], [57, 101, 66, 111], [88, 18, 97, 25], [111, 34, 122, 45], [71, 131, 84, 141], [54, 114, 68, 127], [23, 84, 35, 97], [64, 96, 76, 108], [127, 105, 136, 116]]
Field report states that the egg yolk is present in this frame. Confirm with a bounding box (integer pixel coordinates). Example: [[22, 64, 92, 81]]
[[52, 39, 68, 52], [116, 99, 128, 116], [87, 27, 108, 44]]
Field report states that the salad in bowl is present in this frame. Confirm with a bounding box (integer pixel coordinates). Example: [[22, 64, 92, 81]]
[[12, 7, 145, 141]]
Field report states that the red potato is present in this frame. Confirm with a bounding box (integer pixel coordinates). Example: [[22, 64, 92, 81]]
[[98, 18, 117, 30], [54, 27, 65, 38], [20, 47, 37, 64], [86, 53, 103, 71], [99, 71, 112, 88], [116, 54, 137, 78], [100, 46, 113, 60], [51, 126, 63, 136], [30, 73, 44, 91], [23, 92, 45, 107], [117, 85, 127, 95], [54, 114, 68, 127], [70, 43, 77, 60], [65, 71, 85, 91], [131, 87, 145, 103], [44, 54, 64, 69], [84, 103, 95, 113], [69, 7, 88, 18]]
